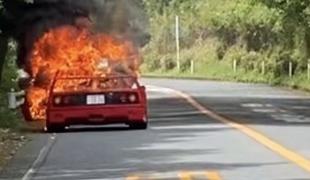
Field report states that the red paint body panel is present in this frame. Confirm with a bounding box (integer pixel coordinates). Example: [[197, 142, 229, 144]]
[[48, 105, 146, 125]]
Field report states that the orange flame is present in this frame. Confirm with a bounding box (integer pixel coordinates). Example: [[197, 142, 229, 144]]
[[26, 25, 140, 120]]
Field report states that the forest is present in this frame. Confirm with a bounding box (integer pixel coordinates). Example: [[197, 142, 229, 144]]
[[142, 0, 310, 88]]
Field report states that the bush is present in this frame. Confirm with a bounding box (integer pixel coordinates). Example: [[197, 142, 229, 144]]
[[160, 54, 176, 71]]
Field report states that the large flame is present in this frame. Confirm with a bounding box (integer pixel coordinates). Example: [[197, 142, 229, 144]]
[[26, 25, 140, 120]]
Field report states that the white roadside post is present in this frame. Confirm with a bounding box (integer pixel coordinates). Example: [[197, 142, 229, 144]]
[[308, 60, 310, 80], [262, 61, 265, 75], [8, 89, 26, 110], [289, 61, 293, 78], [191, 60, 195, 74], [175, 15, 180, 72], [8, 89, 17, 109], [233, 60, 237, 73]]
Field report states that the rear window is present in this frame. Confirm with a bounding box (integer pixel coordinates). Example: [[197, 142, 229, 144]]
[[52, 77, 138, 93]]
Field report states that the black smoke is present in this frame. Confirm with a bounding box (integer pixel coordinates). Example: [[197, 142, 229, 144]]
[[8, 0, 150, 72]]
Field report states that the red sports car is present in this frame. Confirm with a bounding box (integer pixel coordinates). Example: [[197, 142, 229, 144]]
[[46, 76, 148, 132]]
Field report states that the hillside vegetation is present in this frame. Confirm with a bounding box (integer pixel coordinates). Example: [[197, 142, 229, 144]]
[[142, 0, 310, 90]]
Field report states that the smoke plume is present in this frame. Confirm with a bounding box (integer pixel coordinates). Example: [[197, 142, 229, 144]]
[[16, 0, 150, 71]]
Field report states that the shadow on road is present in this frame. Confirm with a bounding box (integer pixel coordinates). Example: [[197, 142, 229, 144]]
[[191, 96, 310, 126], [150, 96, 310, 126], [20, 95, 310, 136]]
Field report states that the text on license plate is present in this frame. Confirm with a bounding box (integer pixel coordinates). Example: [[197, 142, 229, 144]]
[[86, 95, 105, 105]]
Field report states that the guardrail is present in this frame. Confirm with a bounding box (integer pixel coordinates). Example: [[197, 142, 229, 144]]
[[8, 89, 25, 109]]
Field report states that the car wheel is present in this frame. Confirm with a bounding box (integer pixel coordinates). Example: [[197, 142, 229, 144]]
[[129, 122, 148, 130], [46, 123, 65, 133]]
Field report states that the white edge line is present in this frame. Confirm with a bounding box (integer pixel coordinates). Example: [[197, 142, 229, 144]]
[[22, 134, 57, 180]]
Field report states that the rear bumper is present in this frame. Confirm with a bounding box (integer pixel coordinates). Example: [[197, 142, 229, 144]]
[[47, 105, 147, 125]]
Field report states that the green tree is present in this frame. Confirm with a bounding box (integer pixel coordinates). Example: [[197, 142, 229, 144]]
[[0, 0, 9, 83], [256, 0, 310, 54], [0, 0, 25, 83]]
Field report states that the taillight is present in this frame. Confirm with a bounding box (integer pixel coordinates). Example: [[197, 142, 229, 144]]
[[128, 94, 137, 103], [54, 96, 62, 105], [53, 95, 85, 106]]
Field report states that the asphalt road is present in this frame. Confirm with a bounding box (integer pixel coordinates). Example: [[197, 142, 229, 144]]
[[1, 78, 310, 180]]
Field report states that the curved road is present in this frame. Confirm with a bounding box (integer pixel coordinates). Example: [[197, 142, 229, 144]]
[[1, 78, 310, 180]]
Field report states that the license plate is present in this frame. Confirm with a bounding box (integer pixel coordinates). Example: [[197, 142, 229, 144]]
[[86, 95, 105, 105]]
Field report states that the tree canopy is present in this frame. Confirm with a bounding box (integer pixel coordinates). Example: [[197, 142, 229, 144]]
[[142, 0, 310, 79]]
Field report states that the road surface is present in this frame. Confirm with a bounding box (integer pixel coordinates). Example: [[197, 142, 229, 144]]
[[1, 78, 310, 180]]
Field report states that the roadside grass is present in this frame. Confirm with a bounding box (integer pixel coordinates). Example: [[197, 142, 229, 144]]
[[142, 61, 310, 92], [0, 91, 22, 130], [277, 74, 310, 91], [142, 61, 270, 82]]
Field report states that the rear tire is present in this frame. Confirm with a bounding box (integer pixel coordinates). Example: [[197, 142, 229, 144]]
[[129, 122, 148, 130]]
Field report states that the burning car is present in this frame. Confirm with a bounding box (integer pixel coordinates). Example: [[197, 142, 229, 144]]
[[5, 0, 150, 132], [15, 22, 147, 131], [45, 75, 148, 132]]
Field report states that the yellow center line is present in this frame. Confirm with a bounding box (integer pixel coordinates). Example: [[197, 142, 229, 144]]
[[171, 89, 310, 173], [205, 171, 222, 180], [178, 171, 193, 180]]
